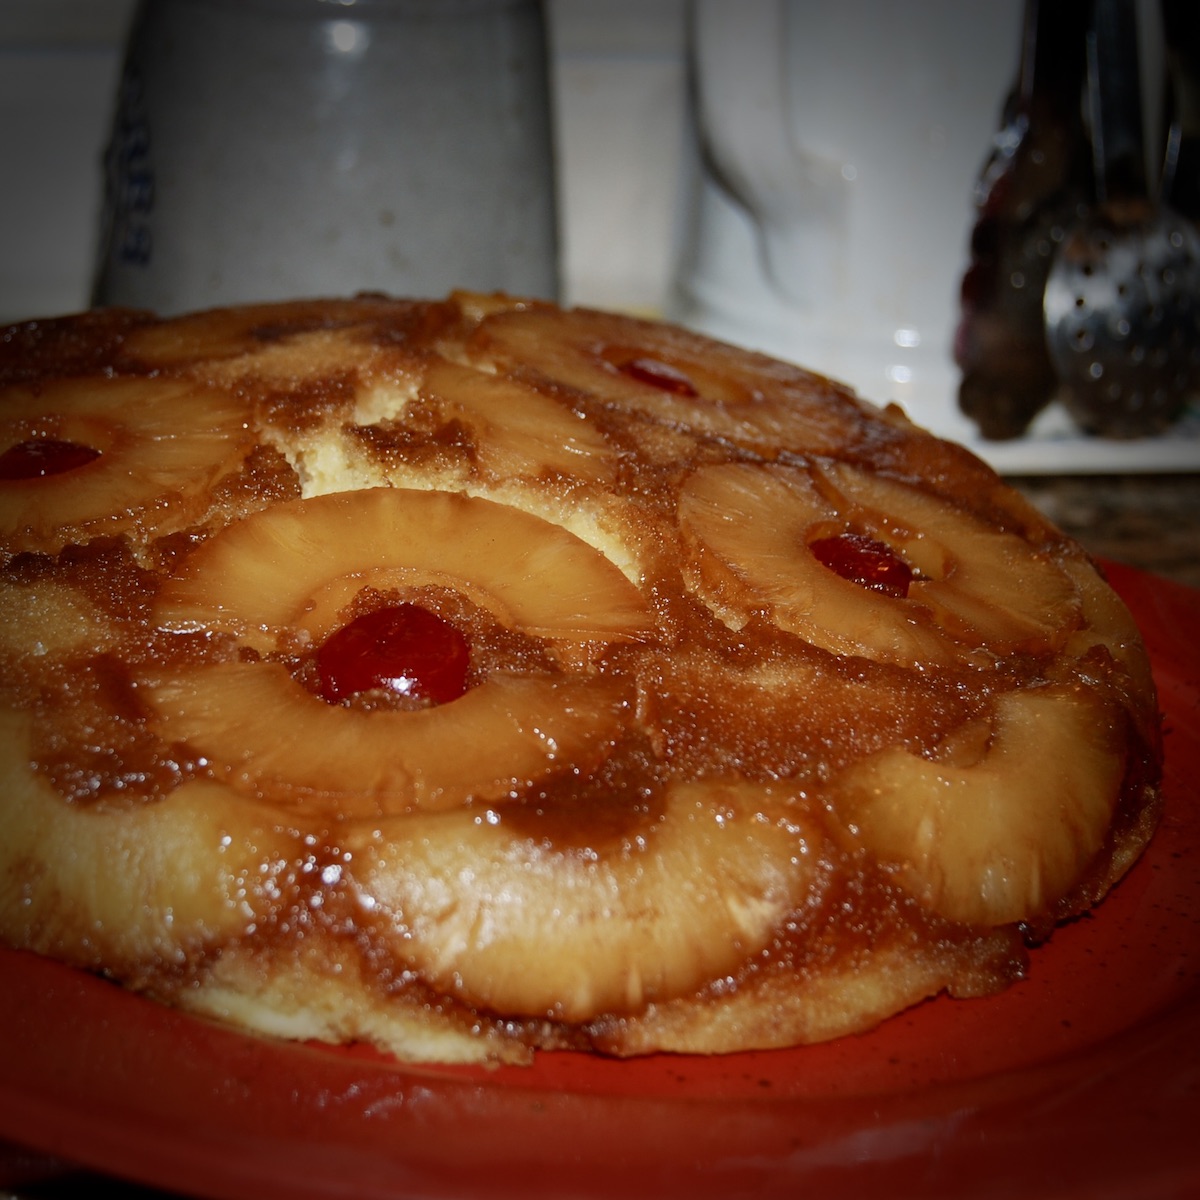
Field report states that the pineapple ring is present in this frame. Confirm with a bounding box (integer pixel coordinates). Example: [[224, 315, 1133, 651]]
[[142, 487, 651, 815], [415, 359, 618, 487], [678, 461, 1081, 665], [0, 376, 257, 553], [345, 779, 820, 1021], [117, 296, 428, 369], [1059, 557, 1159, 729], [819, 461, 1081, 652], [0, 708, 296, 967], [141, 664, 634, 817], [470, 304, 868, 457], [153, 487, 651, 654], [832, 686, 1126, 925]]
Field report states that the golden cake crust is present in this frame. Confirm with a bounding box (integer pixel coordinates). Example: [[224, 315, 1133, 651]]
[[0, 293, 1162, 1065]]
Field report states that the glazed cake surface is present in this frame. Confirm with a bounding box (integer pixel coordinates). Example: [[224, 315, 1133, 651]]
[[0, 293, 1162, 1064]]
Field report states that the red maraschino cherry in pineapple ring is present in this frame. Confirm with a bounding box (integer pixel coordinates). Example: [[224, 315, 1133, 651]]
[[810, 532, 915, 599], [0, 438, 101, 480], [317, 604, 471, 705], [619, 357, 700, 396]]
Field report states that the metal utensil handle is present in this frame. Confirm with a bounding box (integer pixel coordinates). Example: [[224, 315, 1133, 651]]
[[1088, 0, 1148, 203]]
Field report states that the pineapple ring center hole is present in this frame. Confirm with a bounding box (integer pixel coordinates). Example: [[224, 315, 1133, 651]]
[[0, 437, 102, 480], [316, 603, 471, 708], [808, 530, 916, 598], [287, 587, 558, 713], [599, 345, 752, 406], [0, 416, 116, 482]]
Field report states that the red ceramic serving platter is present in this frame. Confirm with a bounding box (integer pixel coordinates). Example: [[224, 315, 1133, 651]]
[[1, 560, 1198, 1199]]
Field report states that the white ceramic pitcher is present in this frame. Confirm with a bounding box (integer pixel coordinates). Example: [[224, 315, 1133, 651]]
[[671, 0, 1021, 437]]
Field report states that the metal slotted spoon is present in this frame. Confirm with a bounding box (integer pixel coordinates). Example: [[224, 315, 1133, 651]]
[[1043, 0, 1200, 437]]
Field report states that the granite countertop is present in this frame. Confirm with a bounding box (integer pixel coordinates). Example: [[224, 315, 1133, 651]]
[[1008, 472, 1200, 591]]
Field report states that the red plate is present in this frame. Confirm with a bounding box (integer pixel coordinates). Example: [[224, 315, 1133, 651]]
[[2, 562, 1198, 1199]]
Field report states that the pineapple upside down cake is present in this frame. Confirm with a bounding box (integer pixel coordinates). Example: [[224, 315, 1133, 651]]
[[0, 292, 1162, 1064]]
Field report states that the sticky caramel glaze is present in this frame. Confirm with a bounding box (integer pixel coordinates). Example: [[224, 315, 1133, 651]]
[[0, 307, 156, 384], [113, 295, 454, 371], [639, 641, 989, 783], [2, 543, 210, 806], [483, 731, 669, 852], [347, 414, 479, 480]]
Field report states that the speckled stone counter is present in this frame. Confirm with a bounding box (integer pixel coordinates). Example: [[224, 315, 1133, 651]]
[[1008, 473, 1200, 591]]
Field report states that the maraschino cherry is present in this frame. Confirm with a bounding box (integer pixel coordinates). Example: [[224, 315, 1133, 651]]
[[317, 603, 470, 705], [810, 532, 914, 599], [619, 357, 699, 396], [0, 438, 101, 480]]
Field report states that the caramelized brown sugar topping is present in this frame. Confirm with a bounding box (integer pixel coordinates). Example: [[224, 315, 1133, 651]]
[[0, 293, 1161, 1064]]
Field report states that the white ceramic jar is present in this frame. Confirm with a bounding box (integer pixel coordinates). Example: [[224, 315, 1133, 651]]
[[92, 0, 559, 312]]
